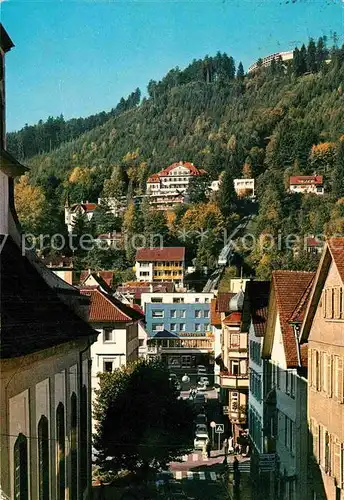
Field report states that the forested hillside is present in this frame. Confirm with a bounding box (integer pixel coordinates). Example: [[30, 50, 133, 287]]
[[10, 39, 344, 278]]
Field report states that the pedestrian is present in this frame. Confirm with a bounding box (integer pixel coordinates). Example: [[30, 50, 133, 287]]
[[228, 436, 234, 454], [206, 438, 212, 458], [233, 455, 239, 473]]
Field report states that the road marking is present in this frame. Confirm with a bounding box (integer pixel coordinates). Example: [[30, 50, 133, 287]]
[[175, 471, 182, 480], [210, 472, 217, 481], [187, 471, 193, 480], [199, 471, 206, 480]]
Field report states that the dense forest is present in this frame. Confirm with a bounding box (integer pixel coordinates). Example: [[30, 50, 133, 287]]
[[10, 38, 344, 278]]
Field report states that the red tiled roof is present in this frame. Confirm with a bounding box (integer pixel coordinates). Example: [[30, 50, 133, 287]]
[[80, 288, 143, 323], [272, 270, 315, 368], [131, 303, 144, 315], [289, 175, 323, 186], [160, 161, 205, 177], [328, 237, 344, 283], [117, 281, 174, 298], [223, 312, 242, 325], [147, 174, 160, 183], [71, 202, 97, 212], [306, 237, 324, 248], [216, 293, 235, 313], [210, 298, 221, 326], [246, 281, 270, 337], [136, 247, 185, 262], [289, 277, 315, 324]]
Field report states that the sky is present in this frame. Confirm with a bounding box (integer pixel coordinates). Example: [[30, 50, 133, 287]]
[[2, 0, 344, 132]]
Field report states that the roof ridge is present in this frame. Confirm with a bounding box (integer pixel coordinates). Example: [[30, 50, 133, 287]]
[[98, 289, 132, 321]]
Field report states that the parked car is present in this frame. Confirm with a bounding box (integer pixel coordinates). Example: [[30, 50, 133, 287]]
[[194, 413, 207, 425], [199, 376, 210, 386], [195, 423, 208, 434], [194, 433, 209, 450]]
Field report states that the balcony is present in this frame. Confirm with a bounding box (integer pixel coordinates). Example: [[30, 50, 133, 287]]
[[220, 372, 249, 389]]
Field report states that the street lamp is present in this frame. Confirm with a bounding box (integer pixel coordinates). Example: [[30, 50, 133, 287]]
[[181, 373, 190, 384]]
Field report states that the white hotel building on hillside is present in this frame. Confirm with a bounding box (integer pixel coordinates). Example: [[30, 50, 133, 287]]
[[146, 161, 207, 210], [248, 50, 294, 73]]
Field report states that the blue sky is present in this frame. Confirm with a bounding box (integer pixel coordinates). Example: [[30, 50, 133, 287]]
[[3, 0, 344, 132]]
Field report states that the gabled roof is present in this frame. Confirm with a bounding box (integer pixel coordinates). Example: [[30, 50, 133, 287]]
[[270, 270, 315, 367], [223, 312, 242, 325], [71, 202, 97, 213], [216, 293, 235, 313], [289, 175, 323, 186], [246, 281, 270, 337], [301, 238, 344, 342], [1, 236, 96, 359], [0, 149, 28, 177], [80, 271, 114, 294], [136, 247, 185, 262], [147, 162, 207, 182], [80, 288, 144, 323], [0, 24, 14, 52], [117, 281, 175, 298]]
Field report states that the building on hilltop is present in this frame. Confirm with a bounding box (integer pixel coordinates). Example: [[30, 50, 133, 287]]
[[289, 175, 324, 195], [248, 50, 294, 73], [234, 178, 255, 198], [146, 161, 207, 210], [0, 24, 97, 500], [135, 247, 185, 286], [300, 238, 344, 500], [261, 270, 315, 500]]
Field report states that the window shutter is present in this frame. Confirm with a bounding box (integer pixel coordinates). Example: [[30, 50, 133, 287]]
[[333, 438, 341, 485], [340, 287, 344, 320], [309, 349, 313, 387], [338, 357, 343, 403], [334, 288, 341, 319], [323, 290, 327, 318], [328, 355, 333, 398], [313, 424, 319, 463]]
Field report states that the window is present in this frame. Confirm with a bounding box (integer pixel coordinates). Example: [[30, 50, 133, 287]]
[[70, 393, 77, 500], [139, 339, 145, 347], [286, 371, 295, 398], [104, 361, 113, 372], [231, 360, 239, 375], [195, 297, 200, 303], [181, 355, 191, 367], [231, 392, 238, 411], [205, 298, 209, 303], [230, 334, 240, 348], [195, 323, 201, 332], [152, 310, 164, 318], [284, 415, 295, 454], [152, 324, 164, 332], [14, 433, 28, 500], [204, 323, 210, 331], [170, 309, 177, 318], [38, 416, 49, 500], [180, 310, 186, 318], [173, 297, 184, 303], [151, 297, 163, 303], [179, 323, 186, 331], [140, 271, 150, 277], [204, 310, 210, 318], [104, 329, 115, 343], [56, 403, 65, 500], [170, 323, 177, 332]]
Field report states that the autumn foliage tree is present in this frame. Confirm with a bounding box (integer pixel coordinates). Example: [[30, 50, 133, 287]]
[[14, 175, 46, 234]]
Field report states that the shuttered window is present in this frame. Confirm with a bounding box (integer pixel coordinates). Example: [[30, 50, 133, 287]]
[[338, 358, 344, 403], [316, 351, 320, 391], [332, 438, 341, 485], [327, 355, 333, 397], [56, 403, 65, 500], [14, 433, 28, 500], [38, 416, 49, 500], [334, 288, 341, 319]]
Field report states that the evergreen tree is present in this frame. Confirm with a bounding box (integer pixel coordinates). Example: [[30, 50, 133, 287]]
[[218, 168, 237, 217], [307, 38, 317, 72], [236, 61, 244, 79]]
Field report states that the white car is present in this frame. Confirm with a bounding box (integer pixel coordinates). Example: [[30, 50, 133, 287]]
[[194, 433, 209, 450], [199, 376, 210, 386], [195, 423, 208, 434]]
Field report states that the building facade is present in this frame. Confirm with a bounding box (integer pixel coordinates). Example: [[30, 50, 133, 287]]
[[262, 271, 314, 500], [64, 201, 97, 233], [146, 161, 207, 210], [234, 178, 255, 198], [301, 238, 344, 500], [135, 247, 185, 286], [248, 50, 294, 73], [142, 292, 214, 369], [0, 24, 97, 500], [289, 175, 324, 195]]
